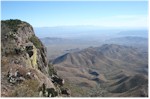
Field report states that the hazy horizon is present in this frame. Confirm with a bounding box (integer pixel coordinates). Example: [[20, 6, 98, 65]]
[[34, 26, 148, 38]]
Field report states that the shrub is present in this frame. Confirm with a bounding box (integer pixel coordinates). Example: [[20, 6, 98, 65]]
[[29, 36, 42, 49], [48, 64, 57, 76]]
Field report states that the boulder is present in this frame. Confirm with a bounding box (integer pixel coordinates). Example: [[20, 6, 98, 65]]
[[38, 83, 58, 97], [51, 75, 65, 86], [61, 88, 71, 96], [46, 88, 58, 97]]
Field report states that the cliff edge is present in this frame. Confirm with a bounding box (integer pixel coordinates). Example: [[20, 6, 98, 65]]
[[1, 19, 70, 97]]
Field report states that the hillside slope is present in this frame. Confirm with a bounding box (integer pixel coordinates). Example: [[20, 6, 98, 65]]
[[52, 44, 148, 97]]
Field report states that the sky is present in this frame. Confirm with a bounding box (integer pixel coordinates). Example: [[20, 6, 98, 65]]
[[1, 1, 148, 29]]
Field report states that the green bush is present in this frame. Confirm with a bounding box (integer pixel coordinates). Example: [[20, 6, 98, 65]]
[[29, 36, 42, 49]]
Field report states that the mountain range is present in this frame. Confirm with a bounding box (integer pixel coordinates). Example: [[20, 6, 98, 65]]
[[52, 44, 148, 97]]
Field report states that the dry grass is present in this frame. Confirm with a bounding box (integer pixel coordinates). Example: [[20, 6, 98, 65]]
[[10, 80, 40, 97]]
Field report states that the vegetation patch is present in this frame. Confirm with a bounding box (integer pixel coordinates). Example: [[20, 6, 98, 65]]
[[1, 19, 22, 32], [48, 64, 57, 76], [10, 80, 39, 97], [29, 36, 42, 49]]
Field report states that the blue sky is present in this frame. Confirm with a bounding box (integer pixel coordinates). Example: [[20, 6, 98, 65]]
[[1, 1, 148, 28]]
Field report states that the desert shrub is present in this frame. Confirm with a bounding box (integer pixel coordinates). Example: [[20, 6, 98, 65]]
[[29, 36, 42, 49], [10, 80, 39, 97]]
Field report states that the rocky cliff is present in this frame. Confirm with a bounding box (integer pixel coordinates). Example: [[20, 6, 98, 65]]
[[1, 19, 70, 97]]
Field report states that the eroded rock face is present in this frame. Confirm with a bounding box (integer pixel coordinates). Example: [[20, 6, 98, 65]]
[[2, 20, 48, 72], [1, 19, 62, 97]]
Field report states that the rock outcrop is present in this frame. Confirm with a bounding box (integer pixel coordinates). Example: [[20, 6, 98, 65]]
[[1, 19, 68, 97]]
